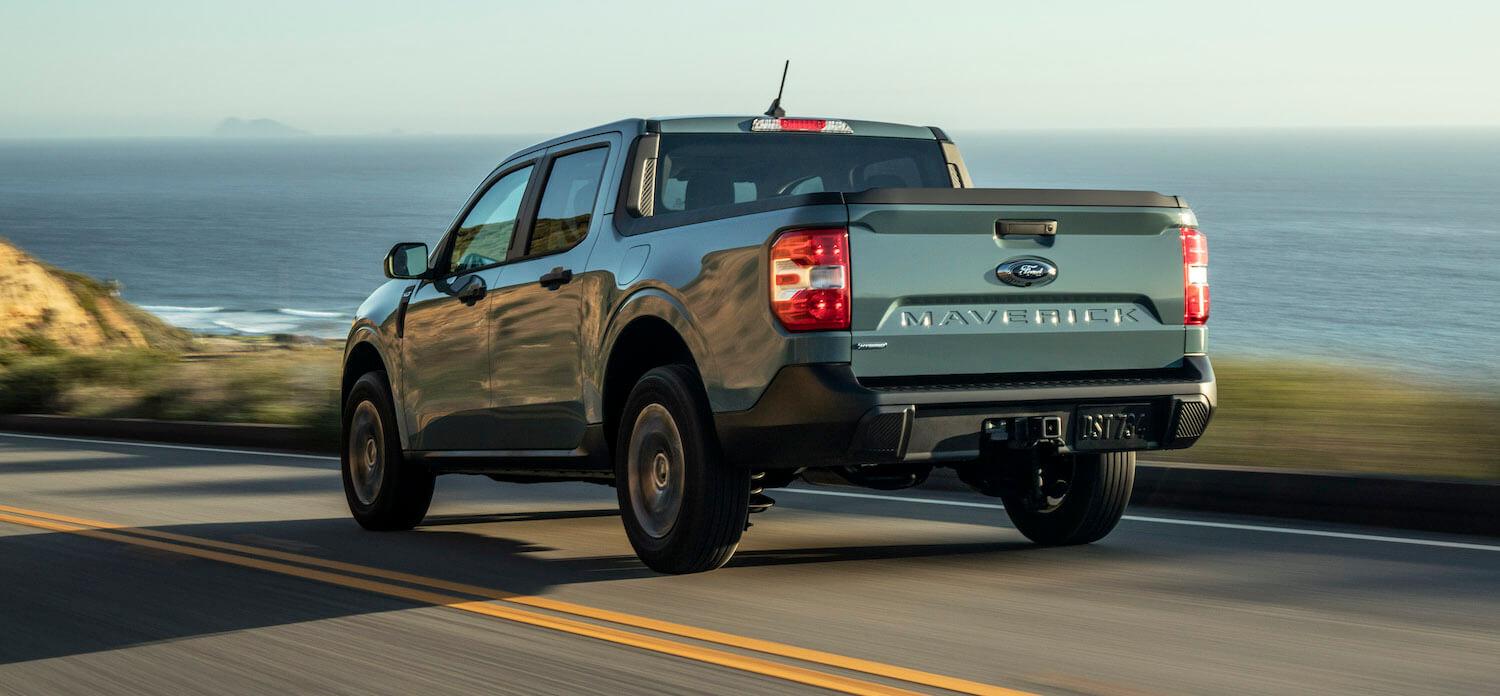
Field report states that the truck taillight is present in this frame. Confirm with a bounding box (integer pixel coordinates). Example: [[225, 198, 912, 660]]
[[1181, 227, 1209, 325], [770, 228, 850, 331]]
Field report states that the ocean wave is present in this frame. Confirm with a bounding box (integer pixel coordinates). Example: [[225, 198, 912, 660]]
[[138, 304, 345, 339], [210, 318, 300, 335], [277, 308, 347, 318], [139, 305, 225, 313]]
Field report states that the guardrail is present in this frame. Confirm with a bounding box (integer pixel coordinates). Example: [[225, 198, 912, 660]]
[[3, 414, 1494, 536], [0, 414, 333, 453]]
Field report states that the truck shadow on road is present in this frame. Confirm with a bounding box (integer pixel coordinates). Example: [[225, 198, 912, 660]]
[[0, 508, 1048, 665], [725, 540, 1036, 567], [6, 502, 1498, 668]]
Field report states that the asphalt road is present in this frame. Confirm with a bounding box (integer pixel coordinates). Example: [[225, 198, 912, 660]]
[[2, 432, 1496, 695]]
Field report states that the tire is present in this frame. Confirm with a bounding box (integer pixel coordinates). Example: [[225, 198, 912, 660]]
[[342, 371, 434, 531], [615, 364, 748, 574], [999, 451, 1135, 546]]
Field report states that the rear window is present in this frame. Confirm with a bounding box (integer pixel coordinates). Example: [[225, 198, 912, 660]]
[[655, 134, 950, 213]]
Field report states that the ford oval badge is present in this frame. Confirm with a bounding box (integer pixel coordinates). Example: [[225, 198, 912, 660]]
[[995, 257, 1058, 287]]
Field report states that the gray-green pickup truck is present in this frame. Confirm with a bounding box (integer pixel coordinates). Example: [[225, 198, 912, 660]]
[[341, 115, 1215, 573]]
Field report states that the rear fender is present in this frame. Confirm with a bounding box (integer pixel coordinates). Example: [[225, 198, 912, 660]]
[[597, 288, 720, 415]]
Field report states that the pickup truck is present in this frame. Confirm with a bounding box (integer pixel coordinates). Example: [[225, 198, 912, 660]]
[[341, 115, 1215, 573]]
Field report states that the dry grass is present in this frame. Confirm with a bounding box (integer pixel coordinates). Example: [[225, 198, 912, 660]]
[[1152, 358, 1500, 480], [0, 337, 341, 438], [2, 343, 1496, 480]]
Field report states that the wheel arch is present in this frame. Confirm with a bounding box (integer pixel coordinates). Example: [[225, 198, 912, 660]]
[[342, 338, 389, 404], [599, 293, 715, 453], [342, 335, 414, 450]]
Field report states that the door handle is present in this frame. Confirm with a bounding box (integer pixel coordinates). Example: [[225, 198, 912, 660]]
[[454, 275, 487, 306], [538, 266, 573, 290], [996, 219, 1058, 237]]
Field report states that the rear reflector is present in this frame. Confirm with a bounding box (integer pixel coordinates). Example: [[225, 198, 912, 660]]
[[1180, 227, 1209, 325], [770, 228, 850, 331], [750, 118, 854, 134]]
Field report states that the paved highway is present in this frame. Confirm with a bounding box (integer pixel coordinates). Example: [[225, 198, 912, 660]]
[[2, 432, 1496, 695]]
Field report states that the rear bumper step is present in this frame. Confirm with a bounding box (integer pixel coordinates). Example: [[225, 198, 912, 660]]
[[882, 393, 1212, 463], [715, 357, 1215, 469], [857, 362, 1205, 393]]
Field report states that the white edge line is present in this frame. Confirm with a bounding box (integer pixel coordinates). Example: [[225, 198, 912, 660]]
[[1114, 515, 1500, 552], [5, 431, 1496, 553], [0, 432, 338, 461], [777, 488, 1500, 552]]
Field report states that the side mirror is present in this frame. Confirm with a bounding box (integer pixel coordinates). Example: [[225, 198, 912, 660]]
[[384, 242, 430, 279]]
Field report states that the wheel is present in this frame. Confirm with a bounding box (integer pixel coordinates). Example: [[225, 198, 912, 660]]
[[999, 451, 1135, 546], [615, 364, 749, 574], [342, 371, 434, 530]]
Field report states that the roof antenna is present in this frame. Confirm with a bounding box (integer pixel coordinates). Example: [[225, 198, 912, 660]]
[[764, 60, 789, 118]]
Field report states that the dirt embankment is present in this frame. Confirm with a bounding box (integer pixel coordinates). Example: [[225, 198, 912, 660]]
[[0, 238, 184, 350]]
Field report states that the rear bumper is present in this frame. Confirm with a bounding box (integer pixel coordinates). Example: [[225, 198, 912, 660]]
[[714, 356, 1216, 469]]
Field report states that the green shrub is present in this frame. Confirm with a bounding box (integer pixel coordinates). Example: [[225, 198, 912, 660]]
[[13, 333, 64, 356], [0, 356, 72, 412], [0, 348, 176, 414]]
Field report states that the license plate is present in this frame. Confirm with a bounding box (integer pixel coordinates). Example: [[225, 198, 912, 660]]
[[1074, 404, 1152, 450]]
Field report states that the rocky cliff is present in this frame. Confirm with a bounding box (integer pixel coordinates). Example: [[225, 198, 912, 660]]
[[0, 238, 184, 350]]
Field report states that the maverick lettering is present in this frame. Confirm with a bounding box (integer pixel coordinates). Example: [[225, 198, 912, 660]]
[[899, 308, 1141, 327]]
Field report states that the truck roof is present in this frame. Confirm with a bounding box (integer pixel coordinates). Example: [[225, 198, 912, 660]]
[[511, 116, 946, 161], [648, 116, 943, 141]]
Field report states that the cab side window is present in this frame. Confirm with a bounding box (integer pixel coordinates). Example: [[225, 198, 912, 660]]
[[527, 147, 608, 256], [448, 165, 533, 274]]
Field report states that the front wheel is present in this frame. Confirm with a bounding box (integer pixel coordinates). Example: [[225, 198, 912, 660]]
[[999, 451, 1135, 546], [342, 371, 434, 531], [615, 365, 749, 574]]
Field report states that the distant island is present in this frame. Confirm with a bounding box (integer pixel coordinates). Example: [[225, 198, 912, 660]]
[[212, 117, 307, 137]]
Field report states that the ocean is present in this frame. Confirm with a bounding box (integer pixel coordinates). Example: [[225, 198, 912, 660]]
[[1, 129, 1497, 383]]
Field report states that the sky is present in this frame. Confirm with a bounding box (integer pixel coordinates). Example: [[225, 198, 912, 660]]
[[2, 0, 1498, 137]]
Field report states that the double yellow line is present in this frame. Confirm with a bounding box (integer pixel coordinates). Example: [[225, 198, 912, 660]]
[[0, 503, 1031, 696]]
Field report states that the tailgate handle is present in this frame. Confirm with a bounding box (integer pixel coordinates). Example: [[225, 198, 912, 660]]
[[996, 219, 1058, 237]]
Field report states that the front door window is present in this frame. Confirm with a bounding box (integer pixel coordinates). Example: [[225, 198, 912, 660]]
[[449, 165, 532, 273]]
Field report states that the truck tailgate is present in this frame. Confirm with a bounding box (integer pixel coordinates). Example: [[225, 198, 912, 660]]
[[845, 189, 1193, 379]]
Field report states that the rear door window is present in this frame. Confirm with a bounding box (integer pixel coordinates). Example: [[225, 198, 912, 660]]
[[526, 147, 609, 256]]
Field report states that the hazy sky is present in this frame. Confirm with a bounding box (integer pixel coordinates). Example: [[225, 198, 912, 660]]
[[3, 0, 1497, 137]]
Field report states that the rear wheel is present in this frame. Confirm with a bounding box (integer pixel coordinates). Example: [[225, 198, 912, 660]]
[[342, 372, 433, 530], [615, 364, 748, 574], [999, 451, 1135, 546]]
